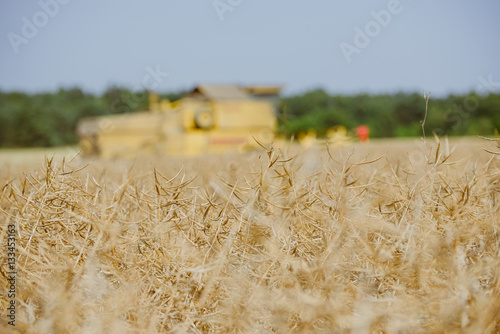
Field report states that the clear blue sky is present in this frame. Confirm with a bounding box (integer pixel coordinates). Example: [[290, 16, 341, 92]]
[[1, 0, 499, 96]]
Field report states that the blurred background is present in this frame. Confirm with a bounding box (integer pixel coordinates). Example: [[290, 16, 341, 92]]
[[0, 0, 499, 147]]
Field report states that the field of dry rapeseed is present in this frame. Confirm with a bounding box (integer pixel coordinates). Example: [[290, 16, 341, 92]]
[[1, 137, 500, 333]]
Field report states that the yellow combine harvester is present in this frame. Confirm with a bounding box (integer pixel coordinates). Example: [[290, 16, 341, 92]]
[[76, 85, 281, 158]]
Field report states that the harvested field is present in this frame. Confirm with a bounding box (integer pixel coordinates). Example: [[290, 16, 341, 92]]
[[1, 137, 500, 333]]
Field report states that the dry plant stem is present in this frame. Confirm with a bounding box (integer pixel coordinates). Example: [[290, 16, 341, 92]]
[[422, 90, 431, 160], [1, 139, 499, 333]]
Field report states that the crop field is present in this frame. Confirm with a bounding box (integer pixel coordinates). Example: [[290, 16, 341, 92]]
[[1, 137, 500, 333]]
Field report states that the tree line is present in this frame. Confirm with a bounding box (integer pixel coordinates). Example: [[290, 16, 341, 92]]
[[0, 87, 499, 147], [278, 89, 500, 138]]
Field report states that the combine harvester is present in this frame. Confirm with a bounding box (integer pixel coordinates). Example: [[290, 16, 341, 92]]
[[77, 84, 355, 158], [77, 85, 281, 158]]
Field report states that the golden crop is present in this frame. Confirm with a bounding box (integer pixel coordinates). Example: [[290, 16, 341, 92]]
[[1, 138, 500, 333]]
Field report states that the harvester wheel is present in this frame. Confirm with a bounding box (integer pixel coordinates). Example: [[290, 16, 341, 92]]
[[194, 109, 214, 130]]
